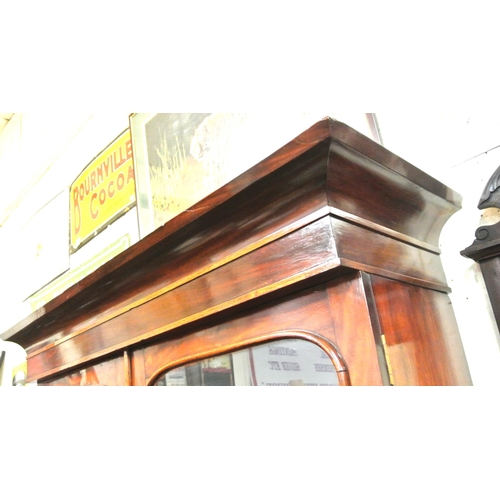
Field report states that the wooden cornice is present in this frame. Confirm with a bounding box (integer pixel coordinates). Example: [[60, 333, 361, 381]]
[[5, 118, 462, 379]]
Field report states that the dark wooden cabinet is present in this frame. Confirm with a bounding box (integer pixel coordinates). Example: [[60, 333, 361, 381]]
[[7, 118, 472, 385], [461, 199, 500, 336]]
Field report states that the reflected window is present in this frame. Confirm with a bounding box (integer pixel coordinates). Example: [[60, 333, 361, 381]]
[[155, 339, 339, 386]]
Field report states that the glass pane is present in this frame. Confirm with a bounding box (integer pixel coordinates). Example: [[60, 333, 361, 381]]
[[155, 339, 339, 386]]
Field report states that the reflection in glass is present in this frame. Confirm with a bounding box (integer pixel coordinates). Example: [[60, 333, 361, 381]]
[[155, 339, 339, 386]]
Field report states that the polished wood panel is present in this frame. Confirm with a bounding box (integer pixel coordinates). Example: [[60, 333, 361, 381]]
[[26, 217, 342, 381], [26, 212, 450, 381], [123, 350, 132, 386], [369, 275, 472, 385], [131, 348, 146, 387], [327, 142, 459, 247], [40, 355, 126, 386], [325, 273, 385, 386], [140, 280, 354, 386], [330, 217, 449, 291]]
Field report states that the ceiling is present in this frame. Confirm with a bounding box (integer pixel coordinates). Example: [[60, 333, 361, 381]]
[[0, 113, 14, 135]]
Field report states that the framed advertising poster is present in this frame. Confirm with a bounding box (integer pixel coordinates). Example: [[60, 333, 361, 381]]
[[130, 113, 212, 237], [70, 129, 136, 252]]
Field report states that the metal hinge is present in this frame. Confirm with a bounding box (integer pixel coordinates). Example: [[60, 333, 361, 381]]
[[380, 334, 395, 386]]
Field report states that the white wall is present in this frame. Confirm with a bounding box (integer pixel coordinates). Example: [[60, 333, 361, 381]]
[[0, 113, 138, 335]]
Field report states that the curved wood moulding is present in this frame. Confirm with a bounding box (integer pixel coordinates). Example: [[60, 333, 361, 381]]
[[146, 329, 351, 386]]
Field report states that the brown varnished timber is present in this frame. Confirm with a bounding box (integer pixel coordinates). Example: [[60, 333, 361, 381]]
[[40, 355, 126, 386], [4, 117, 470, 385], [131, 348, 146, 386], [25, 209, 451, 381], [360, 273, 392, 386], [324, 273, 386, 386], [327, 141, 459, 247], [369, 275, 472, 385], [26, 218, 343, 381], [147, 328, 350, 387], [329, 217, 450, 291], [325, 124, 461, 209], [141, 281, 353, 386], [123, 350, 132, 386], [38, 281, 354, 385]]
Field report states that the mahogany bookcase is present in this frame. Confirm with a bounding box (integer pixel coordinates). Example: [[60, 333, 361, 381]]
[[6, 118, 472, 385]]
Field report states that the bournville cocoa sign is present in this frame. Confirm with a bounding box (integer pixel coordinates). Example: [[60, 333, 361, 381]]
[[70, 130, 136, 251]]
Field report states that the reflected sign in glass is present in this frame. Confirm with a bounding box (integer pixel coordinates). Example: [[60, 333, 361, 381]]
[[155, 339, 339, 386]]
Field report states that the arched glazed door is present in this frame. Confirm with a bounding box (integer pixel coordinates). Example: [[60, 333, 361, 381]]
[[148, 331, 351, 386]]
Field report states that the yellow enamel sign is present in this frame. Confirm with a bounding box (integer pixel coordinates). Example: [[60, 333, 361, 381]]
[[70, 130, 135, 251]]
